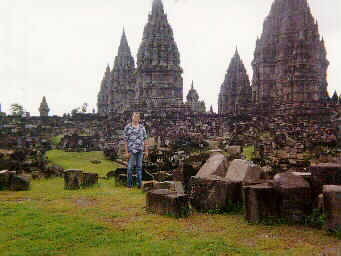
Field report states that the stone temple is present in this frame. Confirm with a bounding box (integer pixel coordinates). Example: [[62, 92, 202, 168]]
[[97, 0, 198, 115], [39, 96, 50, 117], [135, 0, 184, 112], [218, 48, 252, 116], [185, 81, 206, 114], [97, 30, 136, 115], [251, 0, 329, 115]]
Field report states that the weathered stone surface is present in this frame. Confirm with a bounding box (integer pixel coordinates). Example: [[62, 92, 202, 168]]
[[172, 163, 198, 194], [0, 170, 12, 190], [9, 175, 30, 191], [190, 175, 241, 211], [225, 146, 242, 156], [312, 194, 324, 211], [39, 96, 49, 117], [154, 182, 169, 190], [142, 181, 158, 192], [218, 49, 252, 116], [64, 169, 83, 190], [186, 81, 206, 113], [225, 159, 262, 183], [273, 172, 311, 222], [165, 181, 185, 194], [146, 189, 189, 218], [196, 153, 229, 178], [243, 183, 278, 223], [251, 0, 329, 114], [323, 185, 341, 232], [106, 168, 127, 179], [81, 173, 98, 188], [292, 172, 311, 185], [310, 164, 341, 198]]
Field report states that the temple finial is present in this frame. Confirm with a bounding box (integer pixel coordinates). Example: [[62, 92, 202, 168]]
[[152, 0, 164, 17]]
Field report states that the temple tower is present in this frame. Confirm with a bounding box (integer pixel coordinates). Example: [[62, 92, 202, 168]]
[[135, 0, 183, 112], [39, 96, 50, 117], [97, 65, 111, 115], [218, 48, 252, 115], [109, 29, 136, 114], [251, 0, 329, 114], [186, 81, 206, 113]]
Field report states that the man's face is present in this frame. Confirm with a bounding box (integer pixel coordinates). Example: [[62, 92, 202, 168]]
[[132, 113, 140, 122]]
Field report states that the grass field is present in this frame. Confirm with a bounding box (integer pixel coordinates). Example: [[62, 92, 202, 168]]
[[46, 150, 120, 176], [0, 150, 340, 256], [243, 146, 256, 160]]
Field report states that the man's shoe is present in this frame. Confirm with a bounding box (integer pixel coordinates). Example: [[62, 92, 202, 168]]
[[137, 184, 141, 189]]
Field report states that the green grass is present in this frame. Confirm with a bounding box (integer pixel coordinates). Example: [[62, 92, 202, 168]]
[[49, 135, 63, 146], [0, 150, 339, 256], [243, 146, 255, 160], [46, 150, 121, 176]]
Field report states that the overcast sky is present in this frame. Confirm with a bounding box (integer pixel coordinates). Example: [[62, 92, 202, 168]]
[[0, 0, 340, 116]]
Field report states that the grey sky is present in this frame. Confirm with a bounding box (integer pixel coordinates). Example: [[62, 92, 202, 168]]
[[0, 0, 340, 116]]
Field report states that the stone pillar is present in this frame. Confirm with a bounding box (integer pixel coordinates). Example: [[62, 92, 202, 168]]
[[243, 183, 278, 223], [64, 170, 83, 190], [323, 185, 341, 232]]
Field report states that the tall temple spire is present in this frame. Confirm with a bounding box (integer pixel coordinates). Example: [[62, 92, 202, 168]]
[[251, 0, 329, 114], [136, 0, 183, 113], [152, 0, 164, 17], [219, 49, 251, 116], [186, 81, 206, 113], [118, 28, 131, 56], [39, 96, 50, 117]]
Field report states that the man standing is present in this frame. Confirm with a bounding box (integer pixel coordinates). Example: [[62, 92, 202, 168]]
[[124, 112, 148, 188]]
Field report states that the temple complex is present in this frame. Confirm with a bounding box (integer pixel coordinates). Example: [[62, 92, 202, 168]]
[[218, 48, 252, 116], [251, 0, 329, 115], [39, 96, 50, 117], [97, 0, 188, 115], [185, 81, 206, 114]]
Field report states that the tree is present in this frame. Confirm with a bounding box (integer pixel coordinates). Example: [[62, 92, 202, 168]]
[[81, 103, 89, 113], [71, 107, 80, 116], [10, 103, 25, 117]]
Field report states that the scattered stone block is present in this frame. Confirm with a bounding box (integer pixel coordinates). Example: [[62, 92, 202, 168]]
[[225, 145, 242, 155], [165, 181, 185, 194], [225, 159, 262, 183], [64, 169, 83, 190], [142, 181, 158, 192], [81, 173, 98, 188], [146, 189, 189, 218], [292, 172, 311, 184], [312, 194, 324, 211], [196, 153, 229, 178], [273, 172, 311, 222], [90, 160, 101, 164], [190, 175, 241, 211], [9, 175, 30, 191], [0, 170, 13, 190], [323, 185, 341, 232], [310, 163, 341, 198], [243, 183, 278, 223], [155, 182, 169, 190]]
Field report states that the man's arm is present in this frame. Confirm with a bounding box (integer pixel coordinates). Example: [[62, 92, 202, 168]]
[[143, 126, 148, 157], [123, 126, 130, 159]]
